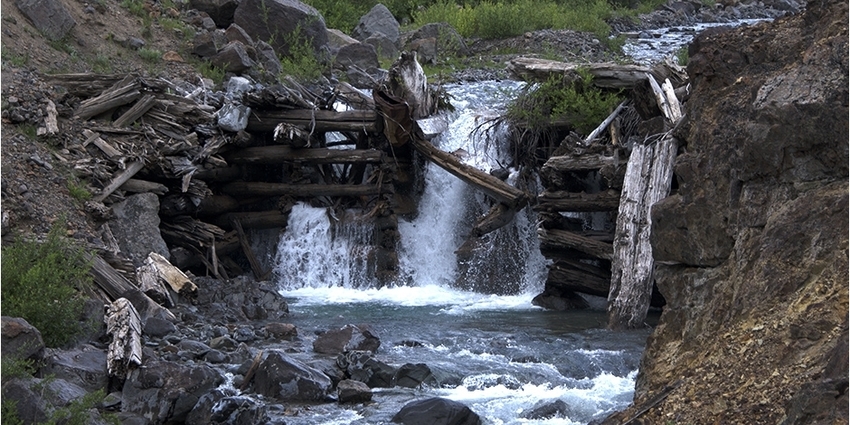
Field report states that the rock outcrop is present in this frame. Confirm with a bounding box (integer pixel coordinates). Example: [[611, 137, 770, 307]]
[[606, 0, 849, 423]]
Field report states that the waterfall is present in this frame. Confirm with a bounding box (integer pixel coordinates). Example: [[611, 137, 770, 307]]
[[274, 81, 547, 294]]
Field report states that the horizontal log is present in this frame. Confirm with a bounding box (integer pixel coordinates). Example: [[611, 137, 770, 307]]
[[542, 154, 619, 172], [226, 145, 384, 165], [410, 136, 528, 208], [216, 211, 290, 229], [547, 261, 611, 298], [222, 182, 393, 198], [535, 190, 621, 212], [248, 109, 377, 133], [194, 166, 243, 182], [538, 228, 613, 261], [507, 58, 652, 89]]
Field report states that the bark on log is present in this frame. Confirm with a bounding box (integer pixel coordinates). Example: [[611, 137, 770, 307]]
[[247, 109, 377, 133], [472, 203, 517, 236], [507, 58, 652, 89], [38, 100, 59, 136], [542, 154, 619, 172], [538, 227, 613, 261], [226, 145, 384, 165], [535, 190, 621, 212], [94, 160, 145, 202], [75, 76, 141, 120], [385, 51, 435, 119], [216, 211, 289, 229], [221, 182, 393, 198], [547, 260, 611, 298], [105, 298, 142, 380], [607, 137, 677, 330], [410, 135, 528, 209]]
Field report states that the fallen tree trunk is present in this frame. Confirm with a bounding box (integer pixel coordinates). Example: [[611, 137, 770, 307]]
[[507, 58, 652, 89], [216, 210, 289, 229], [247, 109, 377, 133], [226, 145, 384, 165], [105, 298, 142, 380], [222, 182, 393, 198], [75, 76, 141, 120], [194, 166, 243, 182], [547, 260, 611, 298], [542, 154, 619, 172], [94, 160, 145, 202], [538, 227, 613, 261], [535, 190, 621, 212], [472, 203, 517, 236]]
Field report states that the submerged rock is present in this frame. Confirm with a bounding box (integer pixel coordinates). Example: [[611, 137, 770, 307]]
[[392, 397, 481, 425]]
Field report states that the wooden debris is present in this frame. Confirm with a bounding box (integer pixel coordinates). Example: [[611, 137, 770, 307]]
[[507, 58, 652, 89], [535, 190, 621, 212], [120, 178, 168, 195], [538, 227, 613, 261], [82, 129, 123, 158], [89, 254, 136, 300], [217, 211, 289, 229], [137, 252, 197, 300], [38, 100, 59, 136], [583, 101, 627, 145], [239, 350, 264, 390], [113, 94, 157, 127], [93, 160, 145, 202], [105, 298, 143, 380], [222, 182, 393, 198], [232, 219, 268, 280], [248, 109, 377, 133], [75, 75, 142, 120], [274, 122, 313, 148], [226, 145, 384, 165]]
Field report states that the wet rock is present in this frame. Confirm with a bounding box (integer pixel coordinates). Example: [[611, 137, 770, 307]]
[[313, 324, 381, 355], [337, 379, 372, 403], [232, 325, 256, 342], [122, 360, 223, 424], [216, 102, 251, 132], [352, 3, 399, 46], [40, 345, 108, 392], [338, 350, 395, 388], [14, 0, 75, 41], [144, 316, 177, 338], [333, 42, 379, 72], [392, 397, 481, 425], [265, 322, 298, 341], [190, 0, 238, 27], [2, 316, 45, 362], [110, 193, 170, 268], [211, 41, 255, 74], [531, 287, 589, 311], [520, 399, 570, 419], [187, 389, 270, 425], [393, 363, 437, 388], [251, 350, 333, 401], [233, 0, 328, 57]]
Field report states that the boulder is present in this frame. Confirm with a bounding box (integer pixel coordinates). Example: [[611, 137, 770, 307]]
[[407, 38, 437, 65], [404, 22, 469, 59], [211, 41, 256, 74], [520, 399, 570, 419], [352, 3, 399, 46], [233, 0, 328, 57], [251, 350, 333, 401], [1, 316, 45, 361], [393, 363, 436, 388], [1, 378, 49, 424], [121, 360, 223, 424], [217, 102, 252, 132], [337, 379, 372, 403], [327, 28, 359, 52], [144, 316, 177, 338], [14, 0, 75, 41], [193, 30, 227, 58], [333, 42, 379, 72], [189, 0, 239, 27], [186, 389, 270, 425], [41, 345, 108, 392], [364, 32, 399, 60], [110, 193, 170, 268], [254, 40, 283, 78], [264, 322, 297, 340], [392, 397, 481, 425], [225, 23, 254, 46], [337, 350, 396, 388], [313, 324, 381, 355]]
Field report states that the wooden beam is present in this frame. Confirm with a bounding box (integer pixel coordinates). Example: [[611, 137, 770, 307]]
[[93, 160, 145, 202], [217, 210, 289, 229], [113, 94, 157, 127], [547, 261, 611, 298], [226, 145, 384, 165], [538, 227, 613, 261], [232, 219, 267, 280], [247, 109, 377, 133], [507, 58, 652, 89], [222, 182, 393, 198], [105, 298, 142, 380], [542, 154, 619, 172], [536, 190, 621, 212]]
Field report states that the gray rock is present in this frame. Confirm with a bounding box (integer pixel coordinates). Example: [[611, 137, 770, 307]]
[[189, 0, 238, 27], [392, 397, 481, 425], [110, 193, 170, 268], [337, 379, 372, 403], [251, 350, 333, 401], [254, 40, 283, 77], [193, 30, 227, 58], [404, 22, 469, 58], [41, 345, 108, 392], [337, 350, 395, 387], [232, 326, 256, 342], [187, 389, 270, 425], [393, 363, 436, 388], [326, 28, 359, 52], [177, 339, 212, 357], [210, 335, 238, 350], [313, 324, 381, 355], [1, 378, 49, 424], [14, 0, 75, 41], [204, 349, 228, 364], [333, 42, 379, 72], [225, 23, 254, 46], [233, 0, 328, 57], [1, 316, 44, 361], [41, 378, 88, 408], [211, 41, 255, 73], [520, 399, 570, 420], [345, 66, 380, 89], [352, 3, 399, 45], [144, 316, 177, 338], [122, 360, 223, 424], [217, 102, 252, 132], [407, 37, 437, 65], [364, 32, 398, 60], [264, 322, 297, 340]]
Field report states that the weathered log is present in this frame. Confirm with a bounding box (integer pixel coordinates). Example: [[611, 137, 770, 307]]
[[607, 136, 677, 330], [82, 129, 123, 158], [194, 166, 243, 182], [239, 350, 264, 390], [547, 260, 611, 298], [47, 73, 128, 97], [196, 195, 240, 216], [410, 135, 528, 208], [105, 298, 142, 380], [232, 219, 268, 280], [120, 178, 168, 195], [94, 160, 145, 202], [221, 182, 393, 198], [226, 145, 384, 165], [507, 58, 652, 89], [336, 81, 375, 110], [472, 203, 518, 236], [274, 122, 313, 147], [38, 100, 59, 136], [535, 190, 621, 212], [138, 252, 197, 296], [89, 254, 136, 300], [384, 51, 435, 119], [112, 94, 157, 127], [583, 101, 627, 144], [216, 210, 289, 229], [542, 154, 619, 172], [247, 109, 377, 133], [136, 258, 175, 308], [160, 216, 226, 250], [538, 228, 613, 261]]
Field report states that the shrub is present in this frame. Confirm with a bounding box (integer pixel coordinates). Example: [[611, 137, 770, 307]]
[[1, 223, 94, 347], [506, 70, 623, 134], [67, 178, 92, 202], [138, 47, 162, 63], [278, 27, 327, 82]]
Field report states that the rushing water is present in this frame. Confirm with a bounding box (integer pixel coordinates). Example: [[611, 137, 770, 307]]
[[269, 81, 654, 424], [623, 19, 770, 64]]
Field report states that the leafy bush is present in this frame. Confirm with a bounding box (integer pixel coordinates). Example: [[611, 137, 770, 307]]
[[1, 223, 94, 347], [278, 27, 328, 82], [506, 70, 623, 134]]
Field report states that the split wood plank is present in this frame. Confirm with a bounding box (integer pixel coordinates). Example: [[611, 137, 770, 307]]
[[547, 261, 611, 298], [542, 154, 619, 173], [105, 298, 143, 379], [232, 219, 267, 280], [222, 182, 393, 198], [248, 109, 377, 133], [120, 178, 168, 195], [583, 101, 627, 145], [75, 76, 142, 120], [82, 129, 123, 158], [226, 145, 384, 165], [112, 94, 157, 127], [93, 160, 145, 202]]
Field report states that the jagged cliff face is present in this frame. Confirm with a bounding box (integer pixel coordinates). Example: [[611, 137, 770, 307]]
[[626, 0, 848, 423]]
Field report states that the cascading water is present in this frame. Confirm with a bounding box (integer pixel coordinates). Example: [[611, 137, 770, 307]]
[[268, 81, 651, 425]]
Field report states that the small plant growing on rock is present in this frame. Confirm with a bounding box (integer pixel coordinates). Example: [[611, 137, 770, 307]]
[[1, 222, 94, 347], [66, 177, 92, 202]]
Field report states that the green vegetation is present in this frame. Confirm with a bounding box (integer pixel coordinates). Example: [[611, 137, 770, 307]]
[[160, 17, 195, 42], [506, 70, 624, 134], [138, 47, 162, 63], [2, 47, 30, 67], [1, 356, 37, 383], [91, 53, 113, 73], [278, 28, 328, 82], [195, 60, 226, 86], [1, 400, 25, 425], [18, 123, 38, 140], [67, 178, 92, 202], [1, 222, 94, 348], [675, 45, 689, 66], [46, 390, 117, 425]]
